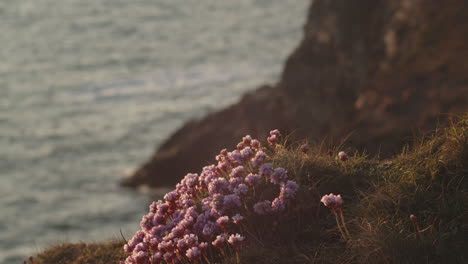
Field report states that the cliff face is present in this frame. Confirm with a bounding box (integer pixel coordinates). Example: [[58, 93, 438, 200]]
[[123, 0, 468, 187]]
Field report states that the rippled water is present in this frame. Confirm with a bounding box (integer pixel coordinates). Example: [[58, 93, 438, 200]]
[[0, 0, 309, 262]]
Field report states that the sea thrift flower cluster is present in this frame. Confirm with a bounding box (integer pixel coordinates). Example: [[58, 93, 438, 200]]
[[122, 130, 298, 263], [320, 193, 343, 209], [267, 129, 281, 145], [321, 193, 350, 240]]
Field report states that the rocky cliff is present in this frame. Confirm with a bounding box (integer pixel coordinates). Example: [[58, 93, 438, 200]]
[[123, 0, 468, 187]]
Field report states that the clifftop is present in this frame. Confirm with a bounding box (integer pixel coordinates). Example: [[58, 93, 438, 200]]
[[123, 0, 468, 188], [35, 114, 468, 263]]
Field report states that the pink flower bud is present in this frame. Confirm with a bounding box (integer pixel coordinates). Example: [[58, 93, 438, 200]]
[[267, 135, 278, 145], [237, 142, 245, 150], [242, 135, 252, 145], [251, 139, 260, 149], [338, 151, 348, 161], [270, 129, 281, 137]]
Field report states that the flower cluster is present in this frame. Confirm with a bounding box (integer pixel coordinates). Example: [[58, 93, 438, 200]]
[[267, 129, 281, 145], [122, 130, 298, 264], [320, 193, 343, 209], [321, 193, 350, 240]]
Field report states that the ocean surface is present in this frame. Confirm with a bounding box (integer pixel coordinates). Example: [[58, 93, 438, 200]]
[[0, 0, 309, 262]]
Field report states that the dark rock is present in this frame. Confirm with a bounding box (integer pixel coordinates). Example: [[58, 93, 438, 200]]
[[122, 0, 468, 187]]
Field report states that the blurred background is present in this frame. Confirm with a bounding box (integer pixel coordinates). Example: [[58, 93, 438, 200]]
[[0, 0, 310, 263]]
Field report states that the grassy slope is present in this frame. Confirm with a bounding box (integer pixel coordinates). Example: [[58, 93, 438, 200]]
[[33, 115, 467, 264]]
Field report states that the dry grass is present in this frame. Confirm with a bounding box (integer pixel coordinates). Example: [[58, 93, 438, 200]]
[[32, 240, 126, 264]]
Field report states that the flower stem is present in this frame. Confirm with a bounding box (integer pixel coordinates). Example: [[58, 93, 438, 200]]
[[203, 255, 211, 264], [414, 222, 423, 239], [339, 209, 351, 239], [333, 211, 347, 240]]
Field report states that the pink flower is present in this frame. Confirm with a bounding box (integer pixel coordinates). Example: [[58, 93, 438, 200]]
[[170, 226, 185, 238], [229, 177, 243, 188], [251, 150, 267, 167], [244, 173, 261, 186], [216, 161, 229, 173], [220, 149, 228, 156], [208, 178, 229, 194], [270, 167, 288, 185], [163, 252, 174, 262], [232, 214, 244, 224], [271, 198, 285, 212], [233, 184, 248, 196], [280, 180, 298, 199], [242, 135, 252, 145], [229, 166, 246, 178], [240, 147, 254, 160], [320, 193, 344, 209], [140, 213, 154, 232], [338, 151, 348, 161], [128, 231, 145, 247], [210, 194, 224, 214], [157, 240, 173, 252], [267, 130, 281, 145], [124, 256, 135, 264], [199, 242, 208, 252], [156, 202, 169, 213], [164, 191, 179, 204], [270, 129, 281, 137], [237, 142, 245, 150], [267, 134, 279, 145], [251, 139, 260, 149], [124, 244, 132, 253], [135, 251, 149, 264], [223, 194, 241, 209], [186, 247, 201, 260], [228, 150, 243, 165], [181, 173, 198, 188], [212, 234, 227, 248], [149, 201, 161, 213], [259, 163, 274, 177], [228, 234, 245, 248], [183, 234, 198, 246], [253, 200, 272, 215], [152, 213, 165, 226], [177, 239, 187, 250], [202, 221, 217, 236], [151, 252, 162, 262], [216, 216, 230, 228]]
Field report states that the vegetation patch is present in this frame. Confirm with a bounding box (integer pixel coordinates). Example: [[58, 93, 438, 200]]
[[33, 115, 467, 264]]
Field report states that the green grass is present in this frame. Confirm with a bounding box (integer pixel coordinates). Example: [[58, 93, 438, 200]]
[[32, 115, 467, 264]]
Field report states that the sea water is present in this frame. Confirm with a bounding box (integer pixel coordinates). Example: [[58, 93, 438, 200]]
[[0, 0, 309, 262]]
